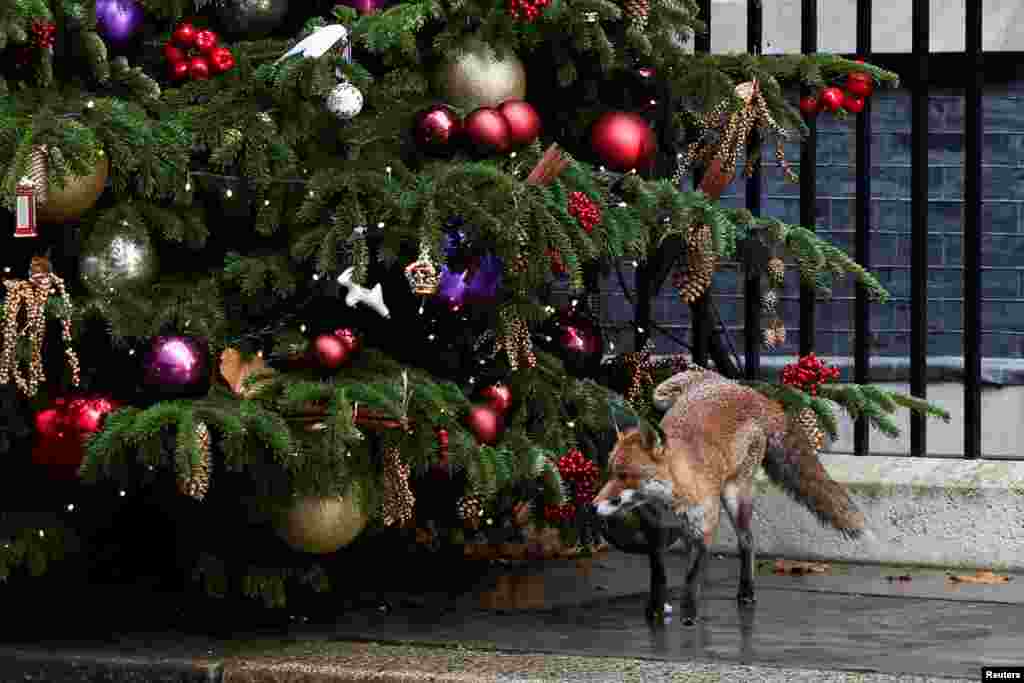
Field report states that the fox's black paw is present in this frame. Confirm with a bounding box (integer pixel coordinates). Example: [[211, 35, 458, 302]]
[[681, 615, 699, 627]]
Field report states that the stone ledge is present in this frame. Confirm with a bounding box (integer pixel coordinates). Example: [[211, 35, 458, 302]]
[[709, 454, 1024, 571]]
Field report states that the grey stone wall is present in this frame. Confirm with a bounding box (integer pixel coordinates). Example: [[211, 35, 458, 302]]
[[579, 82, 1024, 365]]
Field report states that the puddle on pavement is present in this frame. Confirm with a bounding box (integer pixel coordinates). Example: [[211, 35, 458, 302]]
[[478, 559, 595, 610]]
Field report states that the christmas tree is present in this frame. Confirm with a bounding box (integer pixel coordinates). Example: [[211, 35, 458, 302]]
[[0, 0, 947, 608]]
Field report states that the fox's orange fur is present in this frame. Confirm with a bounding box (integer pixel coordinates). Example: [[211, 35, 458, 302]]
[[593, 367, 866, 624]]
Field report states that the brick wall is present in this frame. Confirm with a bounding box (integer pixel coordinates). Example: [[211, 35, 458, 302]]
[[584, 81, 1024, 366]]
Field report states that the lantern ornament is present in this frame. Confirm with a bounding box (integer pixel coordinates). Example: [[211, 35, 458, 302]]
[[15, 177, 37, 238]]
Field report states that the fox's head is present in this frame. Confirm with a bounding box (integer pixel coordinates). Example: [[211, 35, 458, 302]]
[[593, 421, 672, 520]]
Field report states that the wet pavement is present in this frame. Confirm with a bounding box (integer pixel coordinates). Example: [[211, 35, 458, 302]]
[[1, 550, 1022, 681], [295, 550, 1024, 680]]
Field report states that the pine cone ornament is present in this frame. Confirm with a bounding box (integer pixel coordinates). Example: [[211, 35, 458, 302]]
[[621, 0, 650, 30], [761, 289, 778, 315], [767, 257, 785, 287], [178, 422, 211, 501], [381, 445, 415, 527], [763, 318, 786, 349], [457, 495, 484, 530], [797, 407, 826, 453], [677, 223, 715, 304]]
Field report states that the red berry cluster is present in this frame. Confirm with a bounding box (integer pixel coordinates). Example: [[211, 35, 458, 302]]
[[782, 353, 840, 395], [567, 192, 601, 234], [558, 447, 599, 504], [30, 21, 56, 50], [799, 62, 875, 117], [544, 502, 576, 523], [507, 0, 551, 22], [164, 22, 235, 82]]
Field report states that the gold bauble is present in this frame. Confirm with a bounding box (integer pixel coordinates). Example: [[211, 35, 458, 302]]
[[436, 40, 527, 112], [274, 489, 368, 554], [31, 146, 109, 225]]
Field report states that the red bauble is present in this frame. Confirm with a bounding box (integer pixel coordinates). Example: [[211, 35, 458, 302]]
[[589, 111, 656, 172], [194, 29, 218, 54], [333, 327, 362, 356], [33, 396, 122, 479], [413, 105, 462, 155], [846, 71, 875, 98], [819, 87, 844, 113], [208, 46, 235, 74], [164, 41, 185, 64], [464, 107, 512, 155], [169, 60, 190, 81], [314, 333, 351, 370], [172, 22, 197, 47], [497, 99, 541, 147], [466, 404, 503, 445], [843, 92, 865, 114], [480, 383, 513, 415], [188, 56, 211, 80], [799, 95, 819, 116]]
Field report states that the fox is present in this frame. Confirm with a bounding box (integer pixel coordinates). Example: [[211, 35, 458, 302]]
[[592, 367, 867, 625]]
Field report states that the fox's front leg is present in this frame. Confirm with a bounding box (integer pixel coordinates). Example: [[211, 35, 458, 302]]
[[679, 498, 718, 626], [644, 525, 669, 623]]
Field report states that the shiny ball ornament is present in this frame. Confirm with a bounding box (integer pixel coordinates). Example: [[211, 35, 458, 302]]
[[799, 95, 818, 117], [32, 144, 109, 225], [464, 107, 511, 155], [32, 395, 122, 479], [336, 0, 391, 14], [313, 333, 351, 370], [142, 335, 211, 399], [95, 0, 144, 46], [819, 87, 844, 113], [214, 0, 289, 38], [846, 71, 875, 98], [843, 92, 865, 114], [436, 40, 527, 112], [274, 490, 368, 554], [480, 383, 513, 415], [325, 82, 364, 119], [188, 56, 211, 80], [79, 230, 158, 293], [497, 99, 541, 147], [466, 404, 504, 445], [545, 304, 604, 377], [413, 105, 462, 155], [333, 327, 362, 355], [589, 111, 656, 172]]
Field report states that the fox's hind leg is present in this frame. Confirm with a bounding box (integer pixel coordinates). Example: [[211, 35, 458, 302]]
[[722, 480, 756, 605]]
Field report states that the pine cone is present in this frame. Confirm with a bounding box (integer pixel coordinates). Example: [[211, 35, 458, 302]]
[[767, 257, 785, 287], [763, 318, 786, 349], [761, 289, 778, 315], [178, 422, 211, 501], [621, 0, 649, 30], [797, 407, 826, 453], [677, 223, 715, 304], [457, 495, 484, 530], [382, 445, 415, 527]]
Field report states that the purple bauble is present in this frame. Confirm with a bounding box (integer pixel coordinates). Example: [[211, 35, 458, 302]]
[[464, 253, 503, 305], [437, 268, 469, 311], [142, 336, 211, 397], [336, 0, 391, 13], [95, 0, 144, 46]]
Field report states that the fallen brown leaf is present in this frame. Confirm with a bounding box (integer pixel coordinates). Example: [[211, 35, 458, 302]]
[[947, 569, 1011, 584], [773, 559, 831, 575]]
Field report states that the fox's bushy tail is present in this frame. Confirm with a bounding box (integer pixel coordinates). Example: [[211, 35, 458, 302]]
[[762, 423, 865, 539]]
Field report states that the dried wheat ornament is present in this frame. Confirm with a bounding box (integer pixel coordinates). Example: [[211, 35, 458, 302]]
[[1, 257, 81, 397]]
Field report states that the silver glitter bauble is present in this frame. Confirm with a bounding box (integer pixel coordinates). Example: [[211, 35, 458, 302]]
[[325, 82, 364, 119], [435, 39, 527, 112], [214, 0, 288, 38], [80, 230, 158, 293]]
